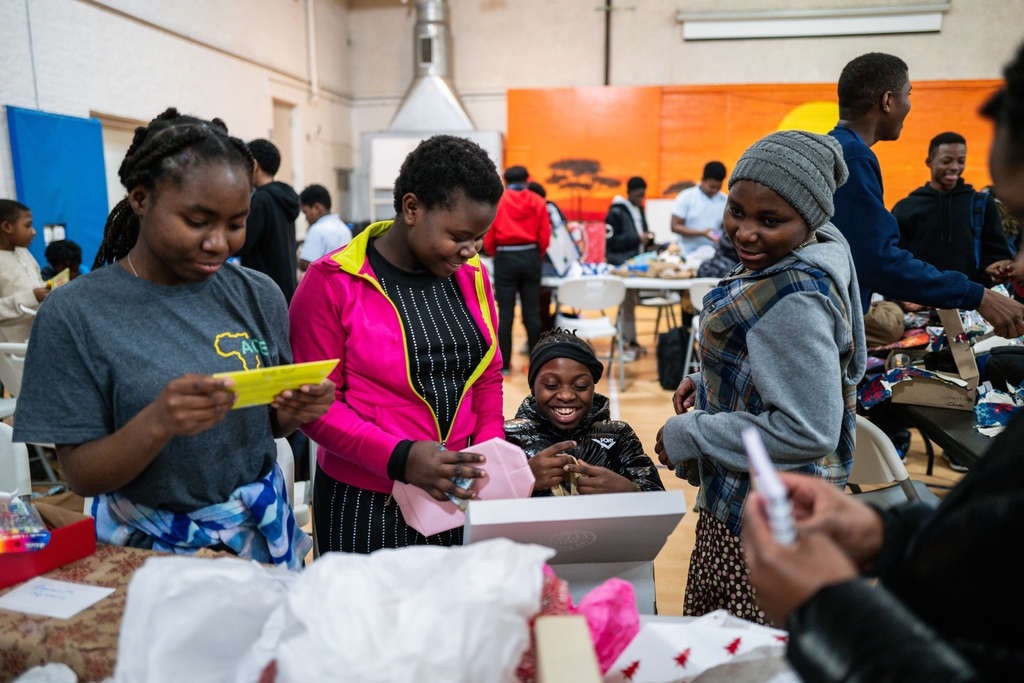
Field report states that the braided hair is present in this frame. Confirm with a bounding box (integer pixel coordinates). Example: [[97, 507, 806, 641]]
[[92, 108, 254, 270]]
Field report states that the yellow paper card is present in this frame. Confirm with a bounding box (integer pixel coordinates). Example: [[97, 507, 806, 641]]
[[214, 359, 339, 409], [47, 268, 70, 290]]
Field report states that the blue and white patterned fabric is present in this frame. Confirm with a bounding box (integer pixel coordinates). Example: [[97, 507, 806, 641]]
[[92, 462, 311, 571]]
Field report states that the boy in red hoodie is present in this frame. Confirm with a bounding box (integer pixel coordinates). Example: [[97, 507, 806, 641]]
[[484, 166, 551, 376]]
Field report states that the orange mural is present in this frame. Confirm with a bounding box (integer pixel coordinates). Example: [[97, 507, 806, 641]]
[[507, 80, 1002, 222]]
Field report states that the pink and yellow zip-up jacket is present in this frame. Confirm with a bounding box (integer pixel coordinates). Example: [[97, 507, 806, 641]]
[[289, 220, 505, 494]]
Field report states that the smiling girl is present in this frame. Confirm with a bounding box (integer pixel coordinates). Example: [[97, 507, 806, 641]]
[[655, 130, 866, 624], [13, 109, 333, 568], [290, 135, 506, 553], [505, 329, 664, 496]]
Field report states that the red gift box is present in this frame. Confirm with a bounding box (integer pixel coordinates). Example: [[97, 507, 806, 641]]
[[0, 503, 96, 589]]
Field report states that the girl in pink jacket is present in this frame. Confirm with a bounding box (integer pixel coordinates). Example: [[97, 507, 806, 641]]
[[290, 136, 506, 553]]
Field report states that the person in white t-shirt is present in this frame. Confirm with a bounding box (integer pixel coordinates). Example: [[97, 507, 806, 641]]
[[670, 161, 728, 256], [298, 184, 353, 271]]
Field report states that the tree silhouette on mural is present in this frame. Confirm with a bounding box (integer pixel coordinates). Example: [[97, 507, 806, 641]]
[[546, 159, 621, 219], [663, 180, 696, 196]]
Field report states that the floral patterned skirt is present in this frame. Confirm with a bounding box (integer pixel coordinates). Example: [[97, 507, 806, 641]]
[[683, 511, 777, 627]]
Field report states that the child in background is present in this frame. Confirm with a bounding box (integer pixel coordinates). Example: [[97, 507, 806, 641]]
[[290, 135, 505, 554], [297, 184, 352, 271], [13, 109, 333, 568], [656, 131, 866, 625], [0, 199, 47, 343], [40, 239, 83, 281], [505, 329, 664, 496]]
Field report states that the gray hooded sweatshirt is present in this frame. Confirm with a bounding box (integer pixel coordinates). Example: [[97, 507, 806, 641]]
[[662, 222, 867, 473]]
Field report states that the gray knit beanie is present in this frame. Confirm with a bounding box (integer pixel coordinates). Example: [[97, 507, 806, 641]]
[[728, 130, 849, 230]]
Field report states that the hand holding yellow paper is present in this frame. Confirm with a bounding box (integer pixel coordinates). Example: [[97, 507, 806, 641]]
[[46, 268, 70, 290], [214, 359, 339, 409]]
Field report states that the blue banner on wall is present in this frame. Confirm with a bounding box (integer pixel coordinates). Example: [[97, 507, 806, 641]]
[[6, 106, 108, 271]]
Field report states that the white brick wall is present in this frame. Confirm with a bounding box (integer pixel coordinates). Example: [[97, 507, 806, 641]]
[[1, 0, 352, 209], [3, 0, 1024, 213]]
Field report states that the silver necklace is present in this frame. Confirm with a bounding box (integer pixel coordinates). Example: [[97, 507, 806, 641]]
[[125, 252, 139, 277]]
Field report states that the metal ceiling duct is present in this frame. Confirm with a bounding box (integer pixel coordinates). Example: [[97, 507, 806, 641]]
[[388, 0, 475, 132]]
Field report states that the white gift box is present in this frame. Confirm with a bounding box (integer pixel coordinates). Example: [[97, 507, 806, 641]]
[[605, 611, 790, 683], [464, 490, 687, 614]]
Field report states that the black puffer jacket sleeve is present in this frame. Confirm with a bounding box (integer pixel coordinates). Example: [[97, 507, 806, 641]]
[[787, 580, 977, 683], [609, 422, 665, 492]]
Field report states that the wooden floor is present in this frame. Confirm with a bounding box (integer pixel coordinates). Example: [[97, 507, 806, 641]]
[[499, 303, 967, 616]]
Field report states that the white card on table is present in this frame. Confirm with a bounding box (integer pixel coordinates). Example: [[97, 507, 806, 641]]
[[0, 577, 115, 619]]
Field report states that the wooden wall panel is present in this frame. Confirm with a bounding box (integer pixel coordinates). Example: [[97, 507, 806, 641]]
[[508, 80, 1002, 222], [507, 86, 662, 220]]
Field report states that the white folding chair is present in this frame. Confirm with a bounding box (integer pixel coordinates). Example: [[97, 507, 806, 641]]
[[681, 279, 719, 377], [848, 416, 941, 509], [0, 396, 15, 420], [553, 276, 628, 388], [0, 342, 27, 398], [308, 439, 319, 558], [0, 342, 58, 484], [274, 438, 298, 517], [0, 422, 32, 499], [637, 291, 682, 342]]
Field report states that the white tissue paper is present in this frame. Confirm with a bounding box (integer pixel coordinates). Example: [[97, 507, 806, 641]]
[[114, 556, 296, 683], [267, 538, 554, 683], [113, 539, 553, 683], [604, 610, 790, 683]]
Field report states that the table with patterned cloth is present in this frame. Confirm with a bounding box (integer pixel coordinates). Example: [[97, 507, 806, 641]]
[[0, 544, 174, 682]]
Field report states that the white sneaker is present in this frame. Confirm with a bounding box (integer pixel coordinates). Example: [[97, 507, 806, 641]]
[[621, 350, 637, 363]]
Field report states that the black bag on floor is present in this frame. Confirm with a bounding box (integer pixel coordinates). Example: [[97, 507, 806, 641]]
[[657, 326, 687, 390]]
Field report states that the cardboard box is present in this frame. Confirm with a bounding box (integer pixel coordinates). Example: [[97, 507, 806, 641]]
[[464, 490, 687, 614], [0, 503, 96, 589], [889, 309, 979, 412], [535, 615, 602, 683]]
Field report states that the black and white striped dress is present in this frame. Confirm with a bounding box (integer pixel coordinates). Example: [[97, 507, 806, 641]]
[[313, 241, 487, 554]]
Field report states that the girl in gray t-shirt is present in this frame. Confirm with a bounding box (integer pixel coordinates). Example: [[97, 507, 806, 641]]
[[14, 109, 334, 570]]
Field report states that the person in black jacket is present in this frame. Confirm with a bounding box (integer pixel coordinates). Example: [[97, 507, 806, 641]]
[[604, 177, 654, 356], [504, 329, 664, 496], [892, 131, 1014, 287], [236, 139, 301, 302], [741, 41, 1024, 682]]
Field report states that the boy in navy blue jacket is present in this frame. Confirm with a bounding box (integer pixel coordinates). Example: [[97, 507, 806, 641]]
[[828, 53, 1024, 339]]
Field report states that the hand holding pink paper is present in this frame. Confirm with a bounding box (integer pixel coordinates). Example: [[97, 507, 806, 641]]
[[392, 438, 536, 537]]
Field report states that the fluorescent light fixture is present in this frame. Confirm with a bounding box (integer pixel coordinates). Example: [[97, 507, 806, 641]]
[[676, 3, 950, 41]]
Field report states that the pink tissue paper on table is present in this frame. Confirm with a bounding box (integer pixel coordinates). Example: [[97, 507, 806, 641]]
[[392, 437, 536, 537], [575, 578, 640, 673]]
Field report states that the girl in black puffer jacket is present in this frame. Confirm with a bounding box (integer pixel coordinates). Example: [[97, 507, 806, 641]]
[[504, 329, 664, 496]]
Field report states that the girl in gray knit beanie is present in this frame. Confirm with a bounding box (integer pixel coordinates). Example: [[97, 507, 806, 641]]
[[656, 129, 865, 627], [726, 130, 849, 270]]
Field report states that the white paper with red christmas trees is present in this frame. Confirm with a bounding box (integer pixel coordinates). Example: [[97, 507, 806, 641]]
[[604, 609, 789, 683]]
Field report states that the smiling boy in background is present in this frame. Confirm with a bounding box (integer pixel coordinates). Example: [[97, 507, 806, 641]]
[[892, 131, 1014, 286]]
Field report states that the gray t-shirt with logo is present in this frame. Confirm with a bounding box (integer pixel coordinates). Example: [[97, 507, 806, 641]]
[[13, 262, 291, 513]]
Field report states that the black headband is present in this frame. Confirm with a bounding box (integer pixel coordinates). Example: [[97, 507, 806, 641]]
[[528, 342, 605, 388]]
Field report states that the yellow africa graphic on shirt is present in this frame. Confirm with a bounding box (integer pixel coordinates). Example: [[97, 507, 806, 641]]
[[215, 332, 270, 370]]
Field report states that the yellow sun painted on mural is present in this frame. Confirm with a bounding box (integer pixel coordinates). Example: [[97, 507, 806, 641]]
[[776, 101, 840, 134]]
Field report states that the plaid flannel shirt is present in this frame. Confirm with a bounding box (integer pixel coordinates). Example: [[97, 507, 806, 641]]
[[695, 258, 857, 534]]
